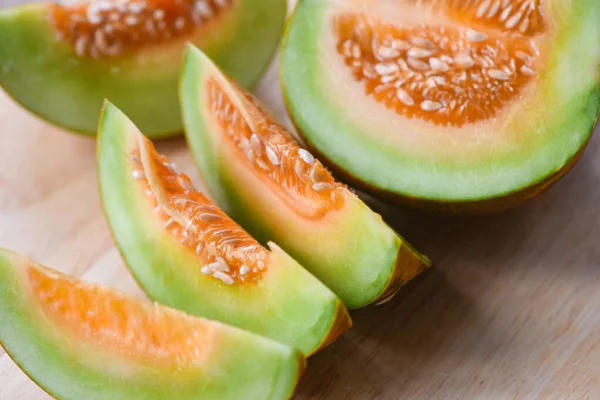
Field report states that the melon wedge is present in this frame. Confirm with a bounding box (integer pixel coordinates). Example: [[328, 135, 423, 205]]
[[180, 46, 431, 309], [280, 0, 600, 212], [98, 102, 351, 355], [0, 0, 286, 137], [0, 248, 304, 400]]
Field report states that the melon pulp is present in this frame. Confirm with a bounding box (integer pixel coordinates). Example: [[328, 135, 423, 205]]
[[180, 46, 431, 309], [0, 0, 286, 137], [98, 102, 351, 355], [280, 0, 600, 213], [0, 248, 304, 400]]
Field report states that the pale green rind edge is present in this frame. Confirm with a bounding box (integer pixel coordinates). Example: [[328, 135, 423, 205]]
[[280, 0, 600, 202], [97, 102, 343, 354], [0, 248, 303, 400], [180, 46, 429, 308], [0, 0, 286, 137]]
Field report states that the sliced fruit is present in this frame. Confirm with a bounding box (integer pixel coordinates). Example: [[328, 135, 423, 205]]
[[0, 0, 286, 137], [0, 248, 304, 400], [98, 101, 351, 355], [280, 0, 600, 212], [180, 46, 431, 309]]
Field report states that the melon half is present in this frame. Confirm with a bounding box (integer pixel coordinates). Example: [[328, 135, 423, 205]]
[[281, 0, 600, 212]]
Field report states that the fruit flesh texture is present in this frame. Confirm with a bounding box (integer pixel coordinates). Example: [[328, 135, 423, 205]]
[[134, 142, 271, 286], [280, 0, 600, 207], [98, 102, 351, 355], [0, 248, 304, 400], [180, 46, 431, 309], [0, 0, 286, 137], [333, 14, 539, 127]]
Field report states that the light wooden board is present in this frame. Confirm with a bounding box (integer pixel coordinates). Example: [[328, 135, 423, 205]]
[[1, 1, 600, 398]]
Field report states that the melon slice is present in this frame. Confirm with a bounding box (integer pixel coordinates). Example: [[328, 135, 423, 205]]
[[180, 46, 431, 309], [280, 0, 600, 212], [98, 102, 351, 355], [0, 0, 286, 137], [0, 248, 304, 400]]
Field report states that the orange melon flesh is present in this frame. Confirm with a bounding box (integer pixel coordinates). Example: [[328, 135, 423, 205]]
[[134, 138, 269, 285], [204, 77, 347, 218], [180, 46, 431, 309], [333, 13, 538, 126], [27, 262, 214, 369], [280, 0, 600, 210], [50, 0, 234, 59], [442, 0, 546, 36], [0, 248, 304, 400], [98, 102, 351, 355]]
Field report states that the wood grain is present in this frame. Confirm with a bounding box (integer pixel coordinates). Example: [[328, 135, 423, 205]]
[[1, 1, 600, 398]]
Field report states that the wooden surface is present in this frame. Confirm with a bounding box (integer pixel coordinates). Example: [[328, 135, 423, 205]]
[[1, 3, 600, 400]]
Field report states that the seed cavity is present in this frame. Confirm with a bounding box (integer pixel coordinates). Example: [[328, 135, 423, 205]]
[[51, 0, 234, 59], [206, 79, 347, 216], [444, 0, 545, 36], [130, 147, 269, 286], [334, 13, 538, 126]]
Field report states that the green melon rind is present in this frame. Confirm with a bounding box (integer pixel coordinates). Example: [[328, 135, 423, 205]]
[[280, 0, 600, 203], [0, 248, 304, 400], [0, 0, 286, 137], [180, 46, 430, 309], [98, 102, 346, 355]]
